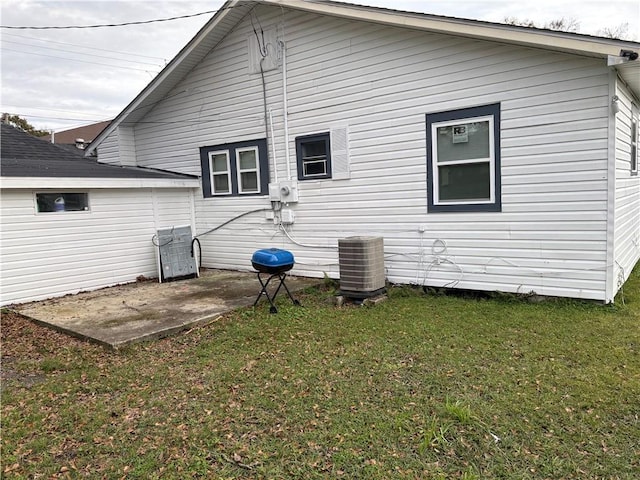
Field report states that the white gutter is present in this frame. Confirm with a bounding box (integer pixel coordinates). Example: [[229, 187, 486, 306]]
[[1, 177, 200, 189], [269, 0, 639, 59]]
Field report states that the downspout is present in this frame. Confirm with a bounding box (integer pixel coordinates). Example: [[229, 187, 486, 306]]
[[605, 68, 617, 303], [151, 188, 162, 283], [189, 188, 200, 277], [269, 107, 278, 183], [279, 38, 292, 180]]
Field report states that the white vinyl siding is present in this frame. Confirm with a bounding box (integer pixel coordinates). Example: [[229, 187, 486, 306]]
[[612, 81, 640, 299], [96, 129, 120, 165], [96, 126, 137, 166], [122, 5, 616, 301], [0, 188, 193, 306]]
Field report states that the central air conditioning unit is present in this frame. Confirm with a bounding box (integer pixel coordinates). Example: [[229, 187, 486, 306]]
[[338, 236, 385, 298]]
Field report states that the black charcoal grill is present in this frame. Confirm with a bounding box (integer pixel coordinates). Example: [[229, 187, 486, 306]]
[[252, 248, 301, 313]]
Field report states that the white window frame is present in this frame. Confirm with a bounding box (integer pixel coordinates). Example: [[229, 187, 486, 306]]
[[235, 146, 261, 194], [431, 114, 496, 206], [208, 150, 231, 195]]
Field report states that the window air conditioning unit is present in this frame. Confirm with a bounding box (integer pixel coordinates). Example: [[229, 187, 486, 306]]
[[338, 236, 385, 298]]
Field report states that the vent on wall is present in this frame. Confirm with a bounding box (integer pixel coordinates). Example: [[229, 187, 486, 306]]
[[338, 236, 385, 298]]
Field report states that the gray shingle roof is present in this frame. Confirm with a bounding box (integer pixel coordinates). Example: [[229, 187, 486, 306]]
[[1, 124, 196, 180]]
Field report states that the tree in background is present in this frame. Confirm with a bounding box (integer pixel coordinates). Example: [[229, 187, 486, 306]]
[[597, 23, 631, 40], [1, 113, 50, 137], [504, 16, 579, 32], [503, 17, 634, 40]]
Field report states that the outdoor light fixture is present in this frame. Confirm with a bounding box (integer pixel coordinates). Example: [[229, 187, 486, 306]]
[[607, 50, 639, 66], [611, 95, 621, 115], [620, 49, 639, 61]]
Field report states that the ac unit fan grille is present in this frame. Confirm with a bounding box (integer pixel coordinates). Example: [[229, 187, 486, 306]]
[[338, 236, 385, 298]]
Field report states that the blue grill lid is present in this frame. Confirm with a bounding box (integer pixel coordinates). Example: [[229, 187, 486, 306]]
[[252, 248, 294, 270]]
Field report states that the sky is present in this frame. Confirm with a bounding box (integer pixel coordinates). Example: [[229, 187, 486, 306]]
[[1, 0, 639, 133]]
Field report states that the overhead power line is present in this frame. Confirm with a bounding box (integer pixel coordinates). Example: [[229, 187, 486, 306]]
[[2, 39, 162, 66], [0, 9, 218, 30], [2, 105, 115, 117], [2, 47, 160, 73], [2, 32, 167, 61]]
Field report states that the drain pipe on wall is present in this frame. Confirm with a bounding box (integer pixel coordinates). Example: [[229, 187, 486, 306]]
[[279, 39, 292, 181], [268, 107, 278, 183]]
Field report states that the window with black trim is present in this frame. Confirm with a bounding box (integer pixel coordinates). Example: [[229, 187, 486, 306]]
[[426, 103, 501, 212], [631, 105, 638, 175], [296, 133, 332, 180], [200, 139, 269, 197], [36, 192, 89, 213]]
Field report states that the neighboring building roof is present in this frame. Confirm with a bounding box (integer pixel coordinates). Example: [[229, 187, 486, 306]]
[[0, 124, 196, 181], [87, 0, 640, 155], [41, 120, 111, 144]]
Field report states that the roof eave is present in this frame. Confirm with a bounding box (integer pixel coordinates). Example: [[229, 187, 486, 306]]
[[274, 0, 640, 58], [86, 0, 252, 155], [1, 176, 201, 189], [87, 0, 640, 157]]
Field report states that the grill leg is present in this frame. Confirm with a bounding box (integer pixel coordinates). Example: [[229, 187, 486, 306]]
[[279, 274, 301, 306], [253, 273, 278, 312], [253, 272, 301, 313]]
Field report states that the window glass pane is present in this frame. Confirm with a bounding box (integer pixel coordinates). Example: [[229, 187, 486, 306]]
[[211, 153, 228, 172], [213, 174, 230, 193], [238, 149, 257, 170], [437, 121, 490, 162], [302, 140, 327, 159], [36, 193, 89, 212], [240, 172, 258, 191], [304, 159, 327, 176], [438, 163, 490, 201]]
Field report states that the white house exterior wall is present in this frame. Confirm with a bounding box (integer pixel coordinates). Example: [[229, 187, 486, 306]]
[[97, 127, 137, 166], [125, 6, 615, 301], [613, 79, 640, 298], [0, 188, 193, 305], [96, 129, 120, 165]]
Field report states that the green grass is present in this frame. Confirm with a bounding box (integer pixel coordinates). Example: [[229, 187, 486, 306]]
[[2, 267, 640, 479]]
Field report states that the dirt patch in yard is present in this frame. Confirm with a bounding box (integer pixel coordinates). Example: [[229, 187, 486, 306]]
[[1, 310, 91, 389]]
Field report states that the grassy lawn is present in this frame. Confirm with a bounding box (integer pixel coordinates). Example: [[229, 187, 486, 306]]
[[2, 269, 639, 479]]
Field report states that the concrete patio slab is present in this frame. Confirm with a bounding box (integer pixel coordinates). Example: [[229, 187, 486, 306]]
[[10, 269, 318, 349]]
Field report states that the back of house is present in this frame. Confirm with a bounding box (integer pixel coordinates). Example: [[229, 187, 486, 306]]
[[71, 1, 640, 303]]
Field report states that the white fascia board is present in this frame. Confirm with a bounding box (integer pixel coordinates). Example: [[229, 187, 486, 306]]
[[85, 0, 640, 158], [0, 177, 200, 189], [85, 0, 245, 156], [270, 0, 640, 58]]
